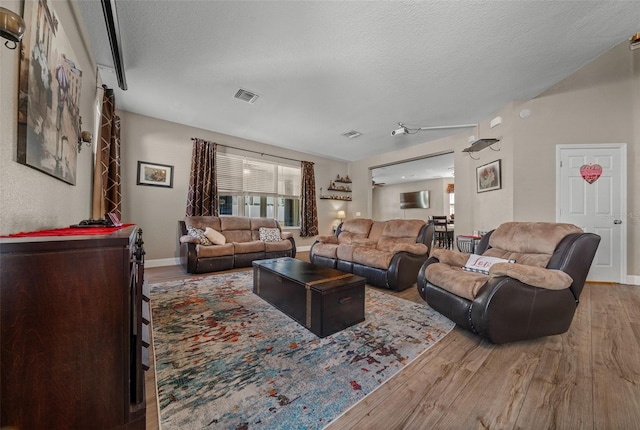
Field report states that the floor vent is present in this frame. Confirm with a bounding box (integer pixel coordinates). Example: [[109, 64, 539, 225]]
[[342, 130, 362, 139], [234, 88, 260, 104]]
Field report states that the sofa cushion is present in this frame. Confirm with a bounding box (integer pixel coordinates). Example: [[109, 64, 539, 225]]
[[220, 216, 251, 231], [259, 227, 281, 242], [313, 243, 338, 259], [340, 218, 374, 236], [196, 243, 234, 258], [487, 222, 583, 267], [187, 226, 212, 246], [368, 221, 386, 243], [336, 244, 356, 262], [425, 263, 490, 301], [264, 240, 292, 253], [352, 247, 393, 270], [204, 227, 226, 245], [251, 218, 279, 240], [233, 241, 265, 254], [223, 230, 252, 243], [377, 236, 416, 252], [382, 219, 425, 239]]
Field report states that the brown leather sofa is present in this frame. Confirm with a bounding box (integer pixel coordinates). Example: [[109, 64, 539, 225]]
[[178, 216, 296, 274], [417, 222, 600, 344], [310, 218, 434, 291]]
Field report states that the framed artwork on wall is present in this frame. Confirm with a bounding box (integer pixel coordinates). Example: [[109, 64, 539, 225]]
[[476, 159, 502, 193], [137, 161, 174, 188], [17, 0, 83, 185]]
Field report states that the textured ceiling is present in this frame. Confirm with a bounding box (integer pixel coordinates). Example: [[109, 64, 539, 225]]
[[77, 1, 640, 176]]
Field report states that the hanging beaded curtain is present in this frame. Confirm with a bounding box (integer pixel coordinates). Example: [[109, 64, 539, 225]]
[[186, 138, 219, 216], [299, 161, 319, 237], [92, 86, 121, 219]]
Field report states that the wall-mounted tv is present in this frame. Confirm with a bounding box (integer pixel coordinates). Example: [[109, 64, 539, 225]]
[[400, 190, 430, 209]]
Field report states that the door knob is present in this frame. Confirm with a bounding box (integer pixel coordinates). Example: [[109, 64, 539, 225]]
[[614, 219, 622, 224]]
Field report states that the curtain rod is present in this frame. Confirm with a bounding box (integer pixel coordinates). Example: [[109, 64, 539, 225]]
[[192, 138, 303, 164]]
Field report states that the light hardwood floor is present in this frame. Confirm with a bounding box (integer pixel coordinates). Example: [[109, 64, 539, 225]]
[[144, 253, 640, 429]]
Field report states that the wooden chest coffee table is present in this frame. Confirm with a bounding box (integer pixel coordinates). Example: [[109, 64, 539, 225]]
[[252, 258, 365, 337]]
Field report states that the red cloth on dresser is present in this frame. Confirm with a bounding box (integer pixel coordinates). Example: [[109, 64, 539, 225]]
[[5, 224, 133, 238]]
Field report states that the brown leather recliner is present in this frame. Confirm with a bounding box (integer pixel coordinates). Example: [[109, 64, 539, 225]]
[[417, 222, 600, 344]]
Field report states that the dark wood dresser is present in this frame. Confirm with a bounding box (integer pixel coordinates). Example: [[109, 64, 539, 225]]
[[0, 225, 148, 429]]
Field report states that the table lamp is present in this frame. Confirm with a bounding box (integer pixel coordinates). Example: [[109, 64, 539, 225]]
[[337, 210, 346, 222]]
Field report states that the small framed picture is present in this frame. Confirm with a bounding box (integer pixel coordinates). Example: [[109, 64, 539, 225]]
[[137, 161, 174, 188], [476, 159, 501, 193]]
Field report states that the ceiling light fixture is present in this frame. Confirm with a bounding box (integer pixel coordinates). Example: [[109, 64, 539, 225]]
[[391, 122, 476, 137]]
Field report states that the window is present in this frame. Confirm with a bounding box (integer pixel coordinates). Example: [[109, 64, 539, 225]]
[[449, 192, 455, 216], [217, 153, 301, 227]]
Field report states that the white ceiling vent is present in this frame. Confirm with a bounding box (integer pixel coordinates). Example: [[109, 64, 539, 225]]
[[234, 88, 260, 104], [341, 130, 362, 139]]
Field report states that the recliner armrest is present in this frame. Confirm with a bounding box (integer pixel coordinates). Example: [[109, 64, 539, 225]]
[[180, 235, 200, 244], [392, 242, 428, 255], [315, 235, 338, 244], [430, 248, 469, 267], [489, 263, 573, 290], [281, 231, 293, 240]]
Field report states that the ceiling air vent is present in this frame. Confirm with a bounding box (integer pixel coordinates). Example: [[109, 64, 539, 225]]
[[234, 88, 260, 104], [341, 130, 362, 139]]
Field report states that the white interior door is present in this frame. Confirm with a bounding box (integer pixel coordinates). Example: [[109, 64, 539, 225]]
[[557, 144, 627, 283]]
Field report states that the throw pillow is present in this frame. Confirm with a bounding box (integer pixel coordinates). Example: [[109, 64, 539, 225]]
[[187, 226, 212, 246], [462, 254, 515, 275], [204, 227, 226, 245], [259, 227, 281, 242]]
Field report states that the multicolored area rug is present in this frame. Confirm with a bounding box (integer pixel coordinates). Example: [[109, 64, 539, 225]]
[[150, 271, 454, 429]]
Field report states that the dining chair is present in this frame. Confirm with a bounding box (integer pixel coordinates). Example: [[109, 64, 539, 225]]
[[431, 216, 452, 249]]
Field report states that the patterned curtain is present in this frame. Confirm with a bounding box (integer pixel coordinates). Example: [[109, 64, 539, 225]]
[[186, 138, 218, 216], [299, 161, 318, 237], [92, 86, 121, 219]]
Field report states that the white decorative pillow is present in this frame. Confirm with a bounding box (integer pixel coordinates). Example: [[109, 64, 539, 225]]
[[462, 254, 515, 274], [259, 227, 281, 242], [204, 227, 226, 245], [187, 226, 212, 246]]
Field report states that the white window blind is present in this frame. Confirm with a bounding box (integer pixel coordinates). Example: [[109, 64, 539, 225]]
[[217, 153, 300, 197]]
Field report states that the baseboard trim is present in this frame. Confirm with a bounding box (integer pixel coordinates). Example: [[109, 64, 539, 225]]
[[146, 257, 180, 268], [297, 245, 311, 252], [625, 274, 640, 286]]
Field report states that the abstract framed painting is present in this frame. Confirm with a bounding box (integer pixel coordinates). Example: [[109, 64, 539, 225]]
[[17, 0, 83, 185], [476, 159, 502, 193], [137, 161, 174, 188]]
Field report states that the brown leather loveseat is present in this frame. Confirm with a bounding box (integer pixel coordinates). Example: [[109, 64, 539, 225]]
[[178, 216, 296, 274], [417, 222, 600, 343], [310, 218, 434, 291]]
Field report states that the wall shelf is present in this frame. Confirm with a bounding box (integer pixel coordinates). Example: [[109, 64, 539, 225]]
[[462, 138, 500, 153]]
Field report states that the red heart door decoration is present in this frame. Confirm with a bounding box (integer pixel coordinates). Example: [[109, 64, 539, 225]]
[[580, 163, 603, 184]]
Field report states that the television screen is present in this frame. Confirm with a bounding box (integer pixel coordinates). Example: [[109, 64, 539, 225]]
[[400, 190, 430, 209]]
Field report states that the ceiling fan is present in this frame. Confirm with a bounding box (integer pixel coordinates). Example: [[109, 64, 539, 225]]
[[372, 180, 385, 188], [391, 122, 477, 136]]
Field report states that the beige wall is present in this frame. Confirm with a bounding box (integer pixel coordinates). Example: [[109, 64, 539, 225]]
[[0, 0, 100, 235], [119, 111, 348, 260]]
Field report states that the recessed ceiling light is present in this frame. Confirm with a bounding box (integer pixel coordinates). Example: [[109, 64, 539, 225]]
[[341, 130, 362, 139]]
